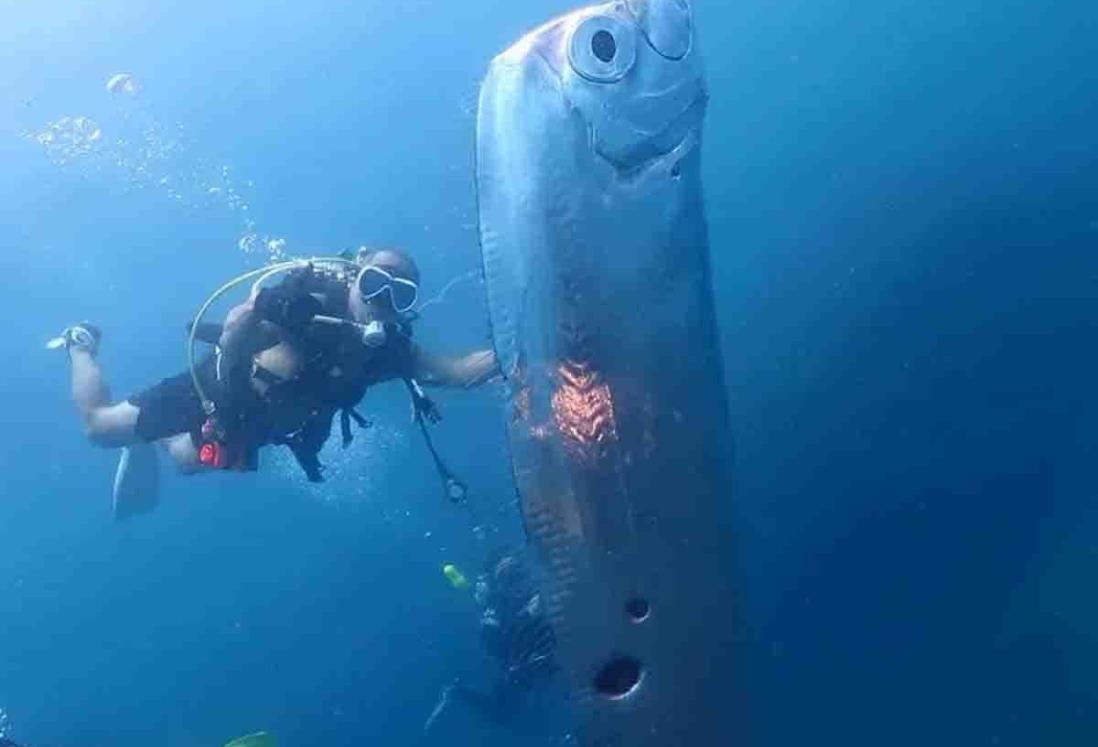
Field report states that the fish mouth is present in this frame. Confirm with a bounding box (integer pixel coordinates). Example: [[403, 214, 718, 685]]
[[592, 88, 708, 175]]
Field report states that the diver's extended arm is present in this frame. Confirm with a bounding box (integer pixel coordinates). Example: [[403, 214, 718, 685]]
[[412, 346, 499, 389]]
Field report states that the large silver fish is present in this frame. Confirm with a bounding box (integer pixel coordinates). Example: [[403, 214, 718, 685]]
[[476, 0, 742, 743]]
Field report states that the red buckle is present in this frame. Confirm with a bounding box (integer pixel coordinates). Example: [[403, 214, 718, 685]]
[[198, 441, 228, 469]]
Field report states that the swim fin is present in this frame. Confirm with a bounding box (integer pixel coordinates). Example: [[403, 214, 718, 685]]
[[112, 442, 160, 521]]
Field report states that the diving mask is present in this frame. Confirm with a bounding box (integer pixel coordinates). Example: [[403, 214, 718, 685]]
[[356, 265, 418, 313]]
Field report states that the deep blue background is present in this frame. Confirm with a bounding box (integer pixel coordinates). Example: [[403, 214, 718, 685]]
[[1, 0, 1096, 745]]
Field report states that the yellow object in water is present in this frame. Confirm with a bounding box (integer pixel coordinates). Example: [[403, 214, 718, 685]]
[[443, 563, 469, 590], [223, 733, 276, 747]]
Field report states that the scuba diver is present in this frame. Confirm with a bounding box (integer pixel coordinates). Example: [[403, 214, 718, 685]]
[[53, 248, 497, 488], [426, 549, 558, 733]]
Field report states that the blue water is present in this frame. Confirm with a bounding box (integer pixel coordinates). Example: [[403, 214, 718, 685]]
[[1, 0, 1095, 745]]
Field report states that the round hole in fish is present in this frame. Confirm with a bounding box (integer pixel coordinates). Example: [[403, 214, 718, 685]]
[[625, 597, 651, 623], [594, 655, 644, 699]]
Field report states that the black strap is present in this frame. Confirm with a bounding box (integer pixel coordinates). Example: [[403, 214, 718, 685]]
[[288, 439, 324, 482], [340, 407, 371, 448], [340, 410, 353, 448], [251, 363, 284, 387], [404, 378, 468, 503]]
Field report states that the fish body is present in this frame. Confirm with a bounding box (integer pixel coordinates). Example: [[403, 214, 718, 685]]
[[476, 1, 744, 743]]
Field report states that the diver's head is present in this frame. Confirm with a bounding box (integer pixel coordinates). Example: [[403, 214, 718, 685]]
[[349, 247, 420, 323], [493, 554, 528, 594]]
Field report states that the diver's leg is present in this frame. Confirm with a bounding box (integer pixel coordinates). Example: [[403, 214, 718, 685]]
[[69, 348, 140, 447]]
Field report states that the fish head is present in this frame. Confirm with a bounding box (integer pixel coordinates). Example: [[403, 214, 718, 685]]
[[502, 0, 705, 170]]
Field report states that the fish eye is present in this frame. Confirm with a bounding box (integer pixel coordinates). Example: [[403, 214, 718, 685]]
[[568, 14, 636, 83], [591, 30, 617, 63]]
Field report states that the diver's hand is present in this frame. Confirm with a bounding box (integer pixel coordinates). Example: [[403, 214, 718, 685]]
[[46, 322, 101, 357], [410, 396, 442, 425], [253, 287, 322, 331], [420, 396, 442, 424]]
